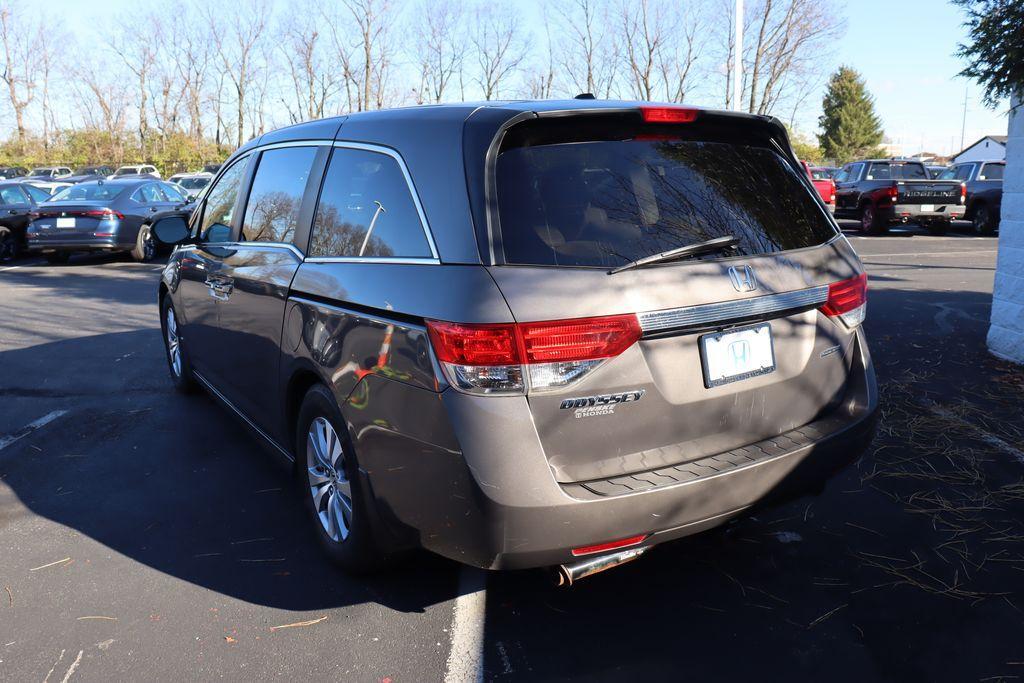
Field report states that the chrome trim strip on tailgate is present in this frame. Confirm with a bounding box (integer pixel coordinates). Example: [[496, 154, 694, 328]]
[[638, 285, 829, 333]]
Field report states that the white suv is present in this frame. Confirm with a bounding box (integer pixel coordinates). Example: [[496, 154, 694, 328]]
[[112, 164, 161, 179]]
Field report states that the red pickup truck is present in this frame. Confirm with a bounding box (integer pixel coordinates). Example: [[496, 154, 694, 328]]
[[802, 161, 835, 213]]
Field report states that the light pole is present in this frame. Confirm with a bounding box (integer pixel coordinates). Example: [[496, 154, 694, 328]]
[[733, 0, 744, 111]]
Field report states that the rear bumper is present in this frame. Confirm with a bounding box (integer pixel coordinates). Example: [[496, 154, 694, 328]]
[[882, 204, 965, 222], [398, 329, 878, 570], [27, 237, 131, 252]]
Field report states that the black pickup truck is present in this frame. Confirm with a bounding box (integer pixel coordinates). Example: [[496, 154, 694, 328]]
[[833, 159, 965, 235], [936, 160, 1003, 235]]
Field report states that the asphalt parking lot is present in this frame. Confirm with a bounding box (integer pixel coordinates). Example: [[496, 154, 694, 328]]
[[1, 223, 1022, 682]]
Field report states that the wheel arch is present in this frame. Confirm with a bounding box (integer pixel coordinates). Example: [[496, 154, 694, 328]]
[[283, 366, 326, 461]]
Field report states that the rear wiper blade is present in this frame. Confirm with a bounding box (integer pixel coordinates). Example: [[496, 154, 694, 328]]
[[608, 235, 740, 274]]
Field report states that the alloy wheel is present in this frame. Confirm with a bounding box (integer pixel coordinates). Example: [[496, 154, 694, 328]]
[[861, 206, 873, 232], [306, 416, 353, 543], [166, 306, 182, 377]]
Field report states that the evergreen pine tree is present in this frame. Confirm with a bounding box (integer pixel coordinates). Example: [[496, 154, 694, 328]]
[[817, 67, 885, 163]]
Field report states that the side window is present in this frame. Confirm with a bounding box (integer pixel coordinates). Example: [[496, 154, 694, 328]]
[[0, 187, 25, 204], [834, 166, 851, 183], [309, 147, 431, 259], [23, 184, 50, 202], [198, 156, 250, 242], [866, 163, 889, 180], [980, 164, 1003, 181], [240, 146, 317, 244], [937, 166, 957, 180], [955, 164, 976, 181], [137, 184, 162, 203], [161, 183, 185, 202]]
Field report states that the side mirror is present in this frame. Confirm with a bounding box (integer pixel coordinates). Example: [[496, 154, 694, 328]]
[[151, 216, 191, 246]]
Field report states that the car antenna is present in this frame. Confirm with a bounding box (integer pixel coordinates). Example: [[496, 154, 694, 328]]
[[574, 93, 596, 100]]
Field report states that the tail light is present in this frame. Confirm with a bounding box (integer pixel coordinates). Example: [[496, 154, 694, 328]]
[[83, 208, 124, 220], [820, 273, 867, 328], [640, 106, 699, 123], [886, 183, 898, 202], [960, 182, 966, 204], [829, 179, 836, 204], [426, 314, 642, 395], [572, 534, 649, 557]]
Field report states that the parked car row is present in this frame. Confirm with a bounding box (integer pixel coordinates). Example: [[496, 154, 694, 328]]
[[0, 177, 196, 262]]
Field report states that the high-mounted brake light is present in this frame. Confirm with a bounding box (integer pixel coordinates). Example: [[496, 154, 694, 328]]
[[820, 273, 867, 328], [640, 106, 699, 124], [426, 314, 642, 395]]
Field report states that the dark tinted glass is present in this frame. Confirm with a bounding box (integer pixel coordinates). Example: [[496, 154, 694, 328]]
[[0, 187, 24, 204], [497, 139, 836, 267], [980, 164, 1004, 180], [309, 148, 431, 258], [51, 183, 125, 201], [241, 146, 316, 244], [160, 182, 185, 202], [22, 184, 49, 202]]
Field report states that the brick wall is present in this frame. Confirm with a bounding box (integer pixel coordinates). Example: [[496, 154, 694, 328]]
[[988, 95, 1024, 363]]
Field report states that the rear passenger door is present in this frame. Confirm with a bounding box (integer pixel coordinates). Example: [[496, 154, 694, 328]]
[[203, 144, 327, 434]]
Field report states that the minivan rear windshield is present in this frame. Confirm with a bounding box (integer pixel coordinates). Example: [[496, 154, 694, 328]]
[[496, 128, 836, 268]]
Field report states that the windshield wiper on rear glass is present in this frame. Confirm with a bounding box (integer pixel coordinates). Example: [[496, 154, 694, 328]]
[[608, 235, 740, 275]]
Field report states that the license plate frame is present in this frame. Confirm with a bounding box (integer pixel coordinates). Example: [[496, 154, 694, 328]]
[[56, 217, 76, 229], [699, 322, 777, 388]]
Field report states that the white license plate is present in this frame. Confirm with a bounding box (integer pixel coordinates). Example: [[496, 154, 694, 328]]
[[56, 217, 76, 228], [700, 323, 776, 388], [920, 204, 934, 212]]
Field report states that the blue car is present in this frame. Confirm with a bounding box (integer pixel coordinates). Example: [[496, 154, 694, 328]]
[[26, 178, 193, 264]]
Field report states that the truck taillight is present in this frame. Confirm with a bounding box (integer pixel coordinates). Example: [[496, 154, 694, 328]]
[[887, 183, 898, 202], [829, 179, 836, 203], [960, 182, 966, 204], [427, 314, 642, 395], [820, 273, 868, 328]]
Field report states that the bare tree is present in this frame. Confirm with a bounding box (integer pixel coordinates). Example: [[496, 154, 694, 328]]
[[109, 11, 160, 153], [278, 4, 339, 122], [736, 0, 844, 115], [469, 4, 526, 100], [617, 0, 671, 101], [657, 3, 707, 102], [524, 6, 555, 99], [0, 3, 38, 147], [322, 0, 395, 112], [555, 0, 617, 98], [177, 11, 212, 142], [410, 0, 465, 104], [205, 0, 270, 147]]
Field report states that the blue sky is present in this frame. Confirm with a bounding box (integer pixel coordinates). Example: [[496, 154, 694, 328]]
[[43, 0, 1008, 157]]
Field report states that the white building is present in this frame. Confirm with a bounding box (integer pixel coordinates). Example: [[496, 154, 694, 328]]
[[987, 97, 1023, 363], [954, 135, 1008, 164]]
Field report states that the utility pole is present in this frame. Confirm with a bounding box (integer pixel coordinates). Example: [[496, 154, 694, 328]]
[[960, 85, 968, 151], [733, 0, 743, 111]]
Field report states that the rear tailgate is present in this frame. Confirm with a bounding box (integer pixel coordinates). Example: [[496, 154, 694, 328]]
[[895, 180, 962, 205], [481, 108, 866, 484]]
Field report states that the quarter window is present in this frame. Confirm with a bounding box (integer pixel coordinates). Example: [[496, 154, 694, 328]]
[[309, 147, 431, 258], [0, 187, 24, 204], [199, 156, 250, 242], [979, 163, 1003, 180], [23, 184, 48, 202], [241, 146, 317, 244]]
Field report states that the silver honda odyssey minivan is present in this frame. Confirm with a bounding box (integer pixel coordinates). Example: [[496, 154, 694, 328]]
[[154, 100, 877, 582]]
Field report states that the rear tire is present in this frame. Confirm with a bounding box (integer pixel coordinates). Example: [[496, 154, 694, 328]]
[[0, 227, 15, 261], [972, 204, 997, 236], [45, 252, 70, 264], [131, 225, 155, 262], [861, 204, 886, 235], [160, 295, 198, 393], [295, 384, 388, 574]]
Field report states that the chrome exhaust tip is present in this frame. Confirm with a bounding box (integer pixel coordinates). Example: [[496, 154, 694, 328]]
[[555, 546, 648, 586]]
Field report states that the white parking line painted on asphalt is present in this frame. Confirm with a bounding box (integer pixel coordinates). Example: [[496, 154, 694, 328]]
[[924, 401, 1024, 465], [443, 566, 487, 683], [0, 410, 68, 452], [0, 260, 43, 272]]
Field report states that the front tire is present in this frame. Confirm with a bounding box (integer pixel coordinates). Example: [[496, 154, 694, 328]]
[[160, 295, 197, 393], [295, 384, 387, 574], [131, 225, 155, 262]]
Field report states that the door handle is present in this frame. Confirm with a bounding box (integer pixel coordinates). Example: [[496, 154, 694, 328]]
[[204, 276, 234, 301]]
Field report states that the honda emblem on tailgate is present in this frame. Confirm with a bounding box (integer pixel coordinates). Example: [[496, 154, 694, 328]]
[[728, 265, 758, 292]]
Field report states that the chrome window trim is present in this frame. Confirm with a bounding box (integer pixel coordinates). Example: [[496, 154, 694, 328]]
[[638, 285, 830, 333], [175, 241, 304, 260], [304, 256, 440, 265]]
